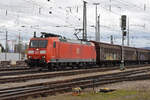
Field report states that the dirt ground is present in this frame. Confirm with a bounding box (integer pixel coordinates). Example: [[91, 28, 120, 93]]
[[29, 80, 150, 100]]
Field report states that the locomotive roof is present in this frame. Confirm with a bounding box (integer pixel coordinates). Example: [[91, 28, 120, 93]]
[[59, 37, 92, 45], [31, 36, 93, 45]]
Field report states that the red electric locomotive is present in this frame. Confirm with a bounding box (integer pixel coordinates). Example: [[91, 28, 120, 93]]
[[26, 32, 96, 70]]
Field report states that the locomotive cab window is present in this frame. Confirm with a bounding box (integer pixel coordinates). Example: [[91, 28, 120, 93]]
[[29, 40, 48, 48]]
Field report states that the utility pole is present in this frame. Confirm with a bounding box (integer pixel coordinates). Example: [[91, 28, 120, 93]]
[[109, 0, 111, 11], [110, 35, 113, 44], [83, 1, 87, 41], [121, 30, 125, 68], [93, 3, 100, 42], [19, 32, 21, 60], [18, 31, 21, 60], [97, 15, 100, 42], [144, 3, 146, 11], [127, 18, 129, 46], [5, 30, 8, 60], [39, 7, 41, 14]]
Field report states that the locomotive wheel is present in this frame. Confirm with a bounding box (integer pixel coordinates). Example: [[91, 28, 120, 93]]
[[48, 64, 54, 71]]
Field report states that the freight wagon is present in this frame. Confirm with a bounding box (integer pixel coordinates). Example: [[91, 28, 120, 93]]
[[93, 42, 121, 67], [137, 48, 150, 64], [92, 41, 150, 66]]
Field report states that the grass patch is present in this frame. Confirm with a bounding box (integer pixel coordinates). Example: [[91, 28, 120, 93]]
[[78, 90, 150, 100], [30, 89, 150, 100]]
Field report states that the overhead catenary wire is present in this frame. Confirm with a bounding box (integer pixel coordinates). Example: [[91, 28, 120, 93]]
[[0, 0, 148, 30], [0, 0, 149, 46]]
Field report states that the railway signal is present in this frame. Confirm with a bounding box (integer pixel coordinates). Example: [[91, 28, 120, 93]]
[[121, 15, 127, 30], [120, 15, 127, 70], [123, 30, 127, 36]]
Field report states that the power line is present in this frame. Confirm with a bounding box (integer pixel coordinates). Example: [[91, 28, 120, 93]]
[[0, 0, 149, 39]]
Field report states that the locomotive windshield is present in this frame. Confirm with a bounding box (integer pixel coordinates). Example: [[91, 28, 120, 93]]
[[29, 40, 48, 48]]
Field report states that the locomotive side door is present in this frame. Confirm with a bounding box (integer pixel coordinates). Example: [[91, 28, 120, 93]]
[[53, 41, 57, 59]]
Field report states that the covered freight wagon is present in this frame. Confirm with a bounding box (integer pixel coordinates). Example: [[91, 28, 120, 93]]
[[92, 42, 121, 66], [137, 48, 150, 64], [123, 46, 137, 65], [92, 41, 150, 67]]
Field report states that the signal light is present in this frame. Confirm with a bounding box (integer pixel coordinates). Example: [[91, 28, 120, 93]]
[[121, 15, 126, 30], [123, 31, 127, 36]]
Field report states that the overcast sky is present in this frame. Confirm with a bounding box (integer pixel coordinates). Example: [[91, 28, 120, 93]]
[[0, 0, 150, 48]]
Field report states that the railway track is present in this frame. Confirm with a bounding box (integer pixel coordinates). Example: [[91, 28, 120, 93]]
[[0, 64, 149, 76], [0, 67, 117, 83], [0, 66, 28, 71], [0, 68, 46, 76], [0, 66, 105, 76], [0, 65, 149, 84], [0, 66, 150, 100]]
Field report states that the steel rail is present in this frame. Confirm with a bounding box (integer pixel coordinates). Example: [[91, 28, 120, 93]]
[[0, 67, 150, 100]]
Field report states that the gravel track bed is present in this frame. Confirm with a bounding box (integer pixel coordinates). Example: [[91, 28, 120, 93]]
[[0, 66, 149, 90]]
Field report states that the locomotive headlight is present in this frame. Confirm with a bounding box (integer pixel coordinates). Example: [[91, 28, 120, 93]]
[[28, 56, 32, 58], [28, 50, 34, 54], [40, 50, 46, 54]]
